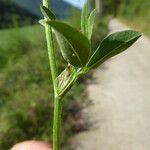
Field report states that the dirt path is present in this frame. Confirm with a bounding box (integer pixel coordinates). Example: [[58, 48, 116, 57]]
[[72, 19, 150, 150]]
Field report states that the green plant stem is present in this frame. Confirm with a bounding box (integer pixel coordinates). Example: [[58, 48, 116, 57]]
[[42, 1, 61, 150], [43, 0, 57, 92], [53, 96, 62, 150]]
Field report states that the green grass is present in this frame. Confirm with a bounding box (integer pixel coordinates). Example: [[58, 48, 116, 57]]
[[118, 0, 150, 36], [0, 25, 86, 150], [99, 0, 149, 36]]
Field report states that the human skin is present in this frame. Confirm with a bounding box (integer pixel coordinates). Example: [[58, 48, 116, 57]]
[[11, 141, 52, 150]]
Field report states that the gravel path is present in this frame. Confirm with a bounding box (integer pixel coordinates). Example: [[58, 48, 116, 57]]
[[72, 19, 150, 150]]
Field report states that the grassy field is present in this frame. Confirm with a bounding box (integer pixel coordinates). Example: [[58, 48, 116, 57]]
[[0, 25, 87, 150], [118, 0, 150, 36]]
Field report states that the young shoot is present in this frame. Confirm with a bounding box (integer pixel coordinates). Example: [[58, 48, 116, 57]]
[[40, 0, 141, 150]]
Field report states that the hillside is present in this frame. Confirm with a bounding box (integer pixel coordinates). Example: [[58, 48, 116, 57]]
[[12, 0, 74, 19], [0, 0, 38, 29]]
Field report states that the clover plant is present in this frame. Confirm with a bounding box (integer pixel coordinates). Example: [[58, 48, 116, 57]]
[[40, 0, 141, 150]]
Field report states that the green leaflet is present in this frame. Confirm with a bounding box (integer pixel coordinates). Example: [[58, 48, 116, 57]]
[[54, 31, 82, 67], [47, 20, 91, 67], [81, 2, 97, 40], [40, 6, 56, 20], [88, 9, 97, 40], [81, 1, 89, 37], [87, 30, 141, 69]]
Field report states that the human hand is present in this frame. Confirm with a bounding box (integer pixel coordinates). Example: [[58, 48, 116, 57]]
[[11, 141, 52, 150]]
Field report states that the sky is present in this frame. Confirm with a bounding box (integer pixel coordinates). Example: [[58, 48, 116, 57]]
[[64, 0, 86, 9]]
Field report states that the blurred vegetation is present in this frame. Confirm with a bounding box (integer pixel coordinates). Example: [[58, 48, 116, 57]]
[[118, 0, 150, 36], [0, 25, 86, 149], [91, 16, 109, 50], [0, 0, 38, 29], [98, 0, 150, 36]]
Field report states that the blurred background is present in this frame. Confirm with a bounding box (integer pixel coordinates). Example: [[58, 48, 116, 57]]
[[0, 0, 149, 150]]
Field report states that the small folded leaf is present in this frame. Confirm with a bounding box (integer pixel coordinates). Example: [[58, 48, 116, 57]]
[[81, 1, 89, 37], [87, 30, 141, 69], [88, 9, 97, 40], [56, 65, 75, 95], [40, 6, 56, 20], [47, 20, 91, 67]]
